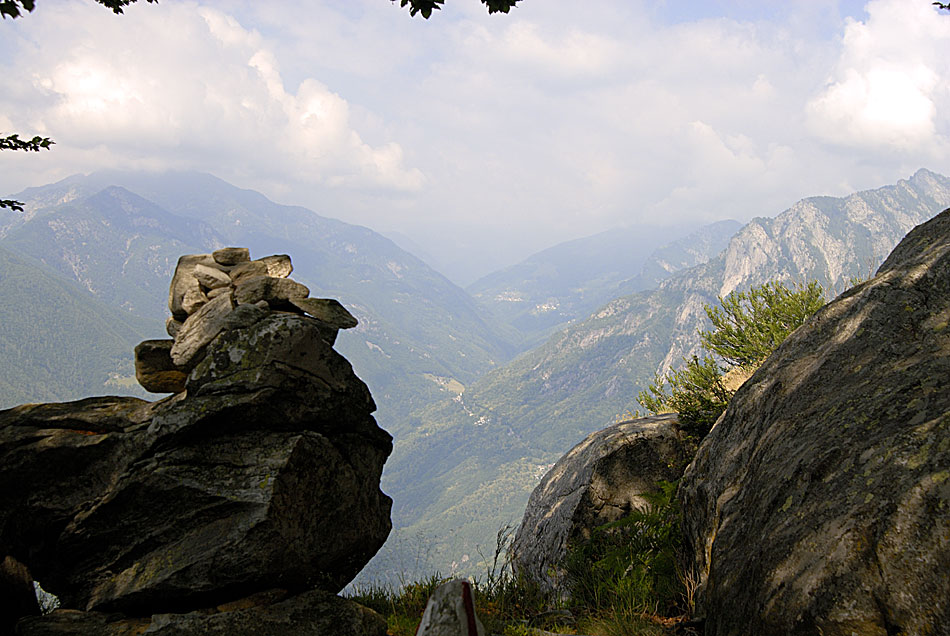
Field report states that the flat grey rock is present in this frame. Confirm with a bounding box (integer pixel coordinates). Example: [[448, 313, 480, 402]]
[[193, 263, 232, 290], [213, 247, 250, 266], [290, 298, 358, 329]]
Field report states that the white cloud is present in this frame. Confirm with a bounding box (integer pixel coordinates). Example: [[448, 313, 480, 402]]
[[2, 0, 949, 283], [0, 1, 423, 192], [806, 0, 950, 152]]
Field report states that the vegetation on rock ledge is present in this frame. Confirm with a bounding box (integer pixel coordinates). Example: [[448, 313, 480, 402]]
[[639, 280, 825, 433]]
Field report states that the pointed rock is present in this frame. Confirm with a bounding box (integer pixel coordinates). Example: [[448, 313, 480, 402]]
[[168, 254, 215, 320], [416, 579, 485, 636]]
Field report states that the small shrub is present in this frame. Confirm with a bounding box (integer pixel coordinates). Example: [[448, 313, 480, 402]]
[[639, 280, 825, 433], [564, 481, 684, 620]]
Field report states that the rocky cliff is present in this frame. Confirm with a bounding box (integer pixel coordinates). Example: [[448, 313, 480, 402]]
[[0, 248, 391, 635], [680, 208, 950, 634]]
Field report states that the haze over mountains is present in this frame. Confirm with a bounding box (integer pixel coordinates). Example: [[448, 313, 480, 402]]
[[2, 168, 949, 580]]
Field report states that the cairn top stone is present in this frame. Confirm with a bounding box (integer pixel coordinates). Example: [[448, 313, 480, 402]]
[[213, 247, 251, 266]]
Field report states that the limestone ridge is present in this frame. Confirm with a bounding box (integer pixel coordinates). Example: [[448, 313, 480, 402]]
[[0, 248, 390, 634], [135, 246, 359, 394]]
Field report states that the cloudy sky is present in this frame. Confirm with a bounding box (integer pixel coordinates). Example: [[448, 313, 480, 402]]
[[2, 0, 949, 283]]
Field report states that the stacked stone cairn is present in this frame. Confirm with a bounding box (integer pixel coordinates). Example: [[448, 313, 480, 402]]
[[135, 247, 358, 394], [2, 247, 392, 635]]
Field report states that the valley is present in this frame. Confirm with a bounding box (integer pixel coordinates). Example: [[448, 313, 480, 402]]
[[2, 168, 949, 583]]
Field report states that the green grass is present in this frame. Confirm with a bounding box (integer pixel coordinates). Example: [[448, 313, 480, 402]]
[[347, 483, 690, 636]]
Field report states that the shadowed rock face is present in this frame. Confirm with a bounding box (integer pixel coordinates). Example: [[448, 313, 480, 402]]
[[0, 312, 392, 619], [679, 209, 950, 636], [511, 414, 695, 596], [15, 588, 387, 636]]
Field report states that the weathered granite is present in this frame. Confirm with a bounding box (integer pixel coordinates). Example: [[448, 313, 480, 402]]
[[679, 208, 950, 635], [169, 292, 236, 367], [1, 315, 391, 619], [233, 276, 309, 308], [259, 254, 293, 278], [193, 263, 231, 290], [511, 414, 695, 596], [228, 261, 268, 284], [168, 254, 215, 319]]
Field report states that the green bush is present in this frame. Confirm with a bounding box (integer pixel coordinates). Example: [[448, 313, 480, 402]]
[[639, 280, 825, 433], [701, 280, 825, 368], [564, 481, 683, 619]]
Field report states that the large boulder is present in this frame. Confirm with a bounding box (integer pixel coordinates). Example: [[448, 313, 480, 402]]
[[679, 209, 950, 635], [0, 313, 392, 620], [511, 414, 695, 596]]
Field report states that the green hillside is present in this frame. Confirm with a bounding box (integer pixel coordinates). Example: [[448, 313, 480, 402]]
[[4, 171, 520, 440], [0, 244, 162, 408], [2, 186, 223, 319]]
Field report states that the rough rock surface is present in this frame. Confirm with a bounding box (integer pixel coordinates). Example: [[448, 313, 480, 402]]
[[134, 340, 188, 394], [679, 208, 950, 635], [415, 579, 486, 636], [511, 414, 695, 595], [2, 556, 39, 634], [16, 589, 387, 636], [169, 292, 236, 367], [1, 313, 392, 622]]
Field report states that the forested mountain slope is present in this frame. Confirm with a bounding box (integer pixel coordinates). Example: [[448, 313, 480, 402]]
[[0, 244, 159, 407], [2, 171, 518, 438]]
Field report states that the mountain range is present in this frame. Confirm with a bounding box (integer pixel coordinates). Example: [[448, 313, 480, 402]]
[[3, 168, 949, 582], [364, 168, 950, 577]]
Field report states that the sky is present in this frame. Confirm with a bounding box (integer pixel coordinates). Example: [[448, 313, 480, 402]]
[[1, 0, 949, 284]]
